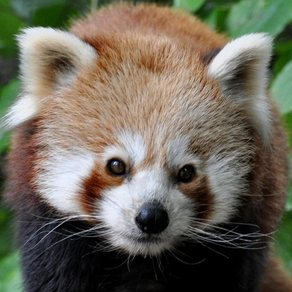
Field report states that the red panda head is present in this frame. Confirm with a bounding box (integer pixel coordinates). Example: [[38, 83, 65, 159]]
[[3, 26, 274, 256]]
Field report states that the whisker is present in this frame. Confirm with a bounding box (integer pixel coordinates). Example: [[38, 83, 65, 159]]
[[166, 248, 206, 265], [182, 218, 273, 251]]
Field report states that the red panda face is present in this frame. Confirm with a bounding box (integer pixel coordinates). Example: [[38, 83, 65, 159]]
[[29, 48, 254, 256], [33, 126, 253, 256], [4, 26, 272, 257]]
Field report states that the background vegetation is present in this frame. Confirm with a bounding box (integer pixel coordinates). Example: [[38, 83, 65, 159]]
[[0, 0, 291, 290]]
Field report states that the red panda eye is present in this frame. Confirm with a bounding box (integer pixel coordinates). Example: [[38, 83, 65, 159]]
[[177, 165, 196, 183], [107, 159, 126, 176]]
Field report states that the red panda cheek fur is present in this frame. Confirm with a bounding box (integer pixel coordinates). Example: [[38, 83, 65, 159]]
[[80, 165, 124, 215], [6, 123, 41, 211], [2, 2, 292, 292], [178, 176, 215, 222]]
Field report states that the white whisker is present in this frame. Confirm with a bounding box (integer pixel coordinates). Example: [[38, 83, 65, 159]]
[[181, 218, 273, 252]]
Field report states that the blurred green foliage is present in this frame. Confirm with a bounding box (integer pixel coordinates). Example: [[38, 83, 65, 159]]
[[0, 0, 291, 290]]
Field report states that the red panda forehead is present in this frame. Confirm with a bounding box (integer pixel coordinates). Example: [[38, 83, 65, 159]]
[[37, 33, 250, 157], [82, 32, 200, 74], [38, 75, 249, 163], [75, 33, 211, 101]]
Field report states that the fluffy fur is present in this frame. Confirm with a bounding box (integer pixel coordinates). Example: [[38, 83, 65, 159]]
[[2, 3, 292, 291]]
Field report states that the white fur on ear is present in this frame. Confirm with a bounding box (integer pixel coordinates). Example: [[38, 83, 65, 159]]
[[2, 27, 97, 130], [208, 33, 273, 144]]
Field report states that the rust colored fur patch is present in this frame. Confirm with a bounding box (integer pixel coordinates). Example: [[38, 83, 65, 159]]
[[179, 176, 215, 222], [80, 164, 124, 214], [71, 3, 228, 62], [6, 122, 42, 211]]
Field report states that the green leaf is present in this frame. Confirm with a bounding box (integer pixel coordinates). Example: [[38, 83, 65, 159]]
[[0, 11, 24, 56], [0, 252, 22, 292], [287, 187, 292, 211], [283, 113, 292, 149], [0, 132, 11, 153], [174, 0, 206, 12], [271, 61, 292, 114], [0, 79, 20, 118], [205, 7, 229, 32], [32, 0, 75, 27], [10, 0, 69, 22], [0, 79, 20, 152], [0, 209, 14, 258], [273, 41, 292, 77], [276, 211, 292, 273], [10, 0, 41, 22], [227, 0, 292, 37]]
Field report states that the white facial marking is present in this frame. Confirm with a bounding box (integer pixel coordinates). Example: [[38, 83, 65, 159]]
[[116, 131, 146, 165], [103, 145, 130, 165], [206, 154, 249, 224], [36, 148, 97, 214], [99, 168, 194, 256], [167, 136, 202, 171]]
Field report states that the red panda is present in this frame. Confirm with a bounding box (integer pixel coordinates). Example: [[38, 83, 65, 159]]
[[2, 3, 292, 291]]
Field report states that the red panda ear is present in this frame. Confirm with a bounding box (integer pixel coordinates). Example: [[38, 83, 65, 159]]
[[208, 33, 273, 145], [2, 27, 97, 130]]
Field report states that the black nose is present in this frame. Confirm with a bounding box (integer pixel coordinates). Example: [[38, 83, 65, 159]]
[[135, 201, 169, 234]]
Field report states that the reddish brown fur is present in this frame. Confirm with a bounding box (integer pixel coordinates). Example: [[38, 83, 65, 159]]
[[71, 3, 227, 60], [242, 111, 289, 235], [261, 256, 292, 291], [7, 122, 42, 211], [179, 176, 215, 221], [80, 164, 124, 214]]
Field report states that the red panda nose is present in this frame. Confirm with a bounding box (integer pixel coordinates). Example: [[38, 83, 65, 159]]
[[135, 201, 169, 234]]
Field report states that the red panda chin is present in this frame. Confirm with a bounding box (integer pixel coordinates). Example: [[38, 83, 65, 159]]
[[110, 232, 175, 257]]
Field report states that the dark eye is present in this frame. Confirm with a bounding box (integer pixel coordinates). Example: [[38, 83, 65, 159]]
[[107, 159, 126, 176], [177, 165, 196, 183]]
